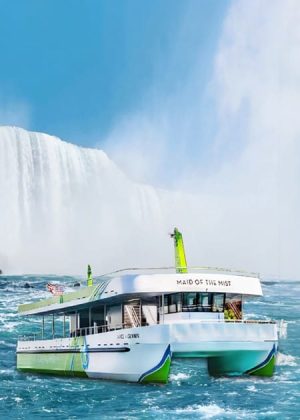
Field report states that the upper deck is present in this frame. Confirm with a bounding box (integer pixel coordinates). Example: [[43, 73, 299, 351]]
[[18, 268, 262, 316]]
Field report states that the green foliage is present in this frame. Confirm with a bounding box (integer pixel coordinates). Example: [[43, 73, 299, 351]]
[[224, 308, 236, 320]]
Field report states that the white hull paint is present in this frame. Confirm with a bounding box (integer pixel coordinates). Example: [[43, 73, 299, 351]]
[[17, 320, 277, 381]]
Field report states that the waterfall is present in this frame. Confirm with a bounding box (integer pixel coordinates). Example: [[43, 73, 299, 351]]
[[1, 126, 292, 278], [0, 126, 182, 274]]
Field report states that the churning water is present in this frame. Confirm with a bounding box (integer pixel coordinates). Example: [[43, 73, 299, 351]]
[[0, 276, 299, 419]]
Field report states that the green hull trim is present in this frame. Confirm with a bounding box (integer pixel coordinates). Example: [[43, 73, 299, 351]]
[[248, 354, 275, 377], [17, 337, 88, 377], [140, 345, 172, 384], [141, 355, 171, 384], [245, 345, 276, 377], [18, 367, 88, 378], [17, 352, 87, 377]]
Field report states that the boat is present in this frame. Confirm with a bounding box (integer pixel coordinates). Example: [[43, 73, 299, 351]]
[[17, 228, 278, 383]]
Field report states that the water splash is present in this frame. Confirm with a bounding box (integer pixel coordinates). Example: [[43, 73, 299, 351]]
[[276, 352, 297, 367]]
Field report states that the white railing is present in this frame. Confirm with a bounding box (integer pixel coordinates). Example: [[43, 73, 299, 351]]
[[18, 318, 279, 342], [18, 322, 142, 341], [18, 334, 38, 341], [96, 266, 259, 279]]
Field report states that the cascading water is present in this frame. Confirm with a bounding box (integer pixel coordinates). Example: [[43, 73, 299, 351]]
[[0, 126, 184, 274]]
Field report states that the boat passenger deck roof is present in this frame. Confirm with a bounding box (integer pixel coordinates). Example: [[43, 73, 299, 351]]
[[18, 271, 263, 316]]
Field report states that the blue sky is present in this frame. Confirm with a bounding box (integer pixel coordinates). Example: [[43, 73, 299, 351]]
[[0, 0, 229, 150]]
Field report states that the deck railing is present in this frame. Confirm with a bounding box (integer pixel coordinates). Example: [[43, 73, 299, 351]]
[[18, 318, 278, 342], [96, 266, 259, 279]]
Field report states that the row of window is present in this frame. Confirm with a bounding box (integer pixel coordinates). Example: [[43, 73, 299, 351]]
[[162, 293, 241, 314]]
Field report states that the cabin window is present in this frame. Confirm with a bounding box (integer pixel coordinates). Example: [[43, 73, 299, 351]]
[[183, 292, 197, 309], [106, 305, 122, 328], [199, 293, 211, 311], [91, 305, 105, 328], [169, 293, 181, 313], [162, 292, 226, 314], [79, 309, 90, 329], [212, 293, 225, 312], [182, 292, 212, 312], [163, 293, 182, 314]]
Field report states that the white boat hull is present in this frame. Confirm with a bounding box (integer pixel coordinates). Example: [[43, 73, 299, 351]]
[[17, 320, 277, 381]]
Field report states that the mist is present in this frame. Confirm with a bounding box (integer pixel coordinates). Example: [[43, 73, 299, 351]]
[[101, 0, 300, 280]]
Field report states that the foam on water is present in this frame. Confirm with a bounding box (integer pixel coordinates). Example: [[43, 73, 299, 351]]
[[174, 404, 264, 419], [169, 372, 191, 381], [176, 403, 228, 417], [246, 385, 257, 392], [0, 341, 15, 348], [276, 352, 297, 367]]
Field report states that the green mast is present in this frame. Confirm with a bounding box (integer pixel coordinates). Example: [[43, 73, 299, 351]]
[[87, 264, 93, 287], [170, 227, 188, 273]]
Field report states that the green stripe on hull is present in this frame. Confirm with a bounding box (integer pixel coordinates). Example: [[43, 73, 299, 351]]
[[140, 345, 172, 384], [141, 355, 171, 384], [248, 354, 275, 377], [17, 352, 88, 376], [18, 367, 88, 378], [17, 337, 88, 377]]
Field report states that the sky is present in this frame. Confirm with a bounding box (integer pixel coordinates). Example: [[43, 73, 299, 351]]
[[0, 0, 228, 160], [1, 0, 300, 279]]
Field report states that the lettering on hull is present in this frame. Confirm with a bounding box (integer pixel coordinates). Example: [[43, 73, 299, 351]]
[[117, 333, 140, 339]]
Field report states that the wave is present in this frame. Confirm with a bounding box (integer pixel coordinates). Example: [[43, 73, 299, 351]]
[[176, 404, 226, 418], [276, 352, 297, 367], [0, 340, 15, 348], [175, 403, 253, 418], [169, 372, 191, 381]]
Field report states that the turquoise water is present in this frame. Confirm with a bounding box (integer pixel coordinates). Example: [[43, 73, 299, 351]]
[[0, 276, 299, 419]]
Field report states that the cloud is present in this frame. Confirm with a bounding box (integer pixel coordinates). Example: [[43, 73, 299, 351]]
[[102, 112, 170, 185], [100, 2, 219, 188], [101, 0, 300, 279], [202, 0, 300, 279]]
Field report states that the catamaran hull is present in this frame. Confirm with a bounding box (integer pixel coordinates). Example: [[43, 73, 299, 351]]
[[17, 339, 171, 383], [164, 321, 277, 376], [17, 321, 277, 382]]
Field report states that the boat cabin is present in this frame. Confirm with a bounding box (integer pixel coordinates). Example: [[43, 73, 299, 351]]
[[69, 291, 243, 335], [18, 271, 261, 341]]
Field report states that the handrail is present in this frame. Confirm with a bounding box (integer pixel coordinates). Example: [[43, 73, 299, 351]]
[[95, 266, 259, 279], [124, 305, 140, 327], [17, 318, 277, 342]]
